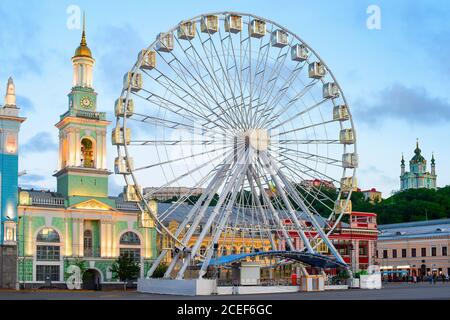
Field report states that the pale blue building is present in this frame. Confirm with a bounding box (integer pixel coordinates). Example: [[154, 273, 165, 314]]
[[400, 140, 436, 191]]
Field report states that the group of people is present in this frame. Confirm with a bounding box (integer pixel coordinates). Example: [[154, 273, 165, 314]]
[[412, 273, 449, 284], [382, 273, 450, 283]]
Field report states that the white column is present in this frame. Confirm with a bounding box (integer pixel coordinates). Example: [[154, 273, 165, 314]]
[[79, 219, 84, 257], [75, 129, 80, 167], [102, 131, 107, 169], [106, 221, 112, 257], [72, 218, 79, 257], [100, 220, 106, 258]]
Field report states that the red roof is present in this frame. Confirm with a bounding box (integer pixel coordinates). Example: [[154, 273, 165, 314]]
[[351, 211, 377, 217]]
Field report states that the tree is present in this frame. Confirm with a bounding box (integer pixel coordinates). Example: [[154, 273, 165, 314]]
[[151, 263, 168, 278], [111, 254, 140, 290]]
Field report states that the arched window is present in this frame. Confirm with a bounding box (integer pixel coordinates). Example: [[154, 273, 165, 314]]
[[119, 232, 141, 263], [81, 138, 94, 168], [231, 247, 237, 255], [120, 232, 141, 245], [36, 227, 60, 243], [84, 230, 93, 257], [199, 246, 206, 256], [36, 228, 61, 282]]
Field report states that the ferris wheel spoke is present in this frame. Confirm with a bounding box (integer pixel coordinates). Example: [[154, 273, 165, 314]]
[[278, 139, 339, 145], [129, 112, 229, 143], [273, 118, 340, 137], [157, 156, 234, 223], [133, 89, 229, 130], [255, 61, 306, 128], [133, 144, 231, 172], [143, 147, 234, 201], [275, 151, 341, 184], [189, 26, 243, 127], [272, 157, 336, 213], [276, 146, 342, 167], [250, 23, 274, 123], [262, 79, 318, 127], [129, 139, 231, 146], [252, 41, 293, 127], [142, 68, 236, 129], [154, 44, 240, 128], [269, 96, 327, 130], [217, 30, 249, 128], [150, 55, 223, 118]]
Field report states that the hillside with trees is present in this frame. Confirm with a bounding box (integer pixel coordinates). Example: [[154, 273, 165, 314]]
[[351, 186, 450, 224]]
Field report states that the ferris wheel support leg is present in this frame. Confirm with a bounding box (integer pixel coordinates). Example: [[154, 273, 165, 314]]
[[176, 151, 249, 280], [198, 164, 249, 279], [248, 166, 295, 251], [164, 162, 233, 278], [246, 169, 277, 251], [267, 154, 346, 265], [259, 152, 314, 253]]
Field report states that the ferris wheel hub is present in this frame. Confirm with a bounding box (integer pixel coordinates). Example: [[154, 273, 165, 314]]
[[244, 129, 270, 151]]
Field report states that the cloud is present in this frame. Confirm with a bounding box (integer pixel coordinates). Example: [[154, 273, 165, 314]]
[[21, 132, 58, 153], [0, 3, 43, 77], [19, 173, 46, 183], [16, 94, 34, 114], [109, 176, 125, 197], [94, 23, 146, 93], [354, 84, 450, 125]]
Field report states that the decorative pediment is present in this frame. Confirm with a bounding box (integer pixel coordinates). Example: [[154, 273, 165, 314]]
[[71, 199, 115, 211]]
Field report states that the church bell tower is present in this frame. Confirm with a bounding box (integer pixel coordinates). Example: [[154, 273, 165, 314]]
[[54, 16, 111, 201]]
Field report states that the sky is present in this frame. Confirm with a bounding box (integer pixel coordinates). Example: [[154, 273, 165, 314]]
[[0, 0, 449, 197]]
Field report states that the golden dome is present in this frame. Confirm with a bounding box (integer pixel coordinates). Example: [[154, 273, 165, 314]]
[[73, 14, 92, 58]]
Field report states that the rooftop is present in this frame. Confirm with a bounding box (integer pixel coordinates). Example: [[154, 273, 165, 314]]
[[378, 218, 450, 240]]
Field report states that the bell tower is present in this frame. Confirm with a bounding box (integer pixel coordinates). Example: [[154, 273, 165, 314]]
[[54, 16, 111, 201]]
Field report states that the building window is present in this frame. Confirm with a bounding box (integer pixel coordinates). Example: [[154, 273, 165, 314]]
[[81, 138, 94, 168], [119, 231, 141, 263], [443, 246, 448, 256], [376, 250, 378, 258], [119, 248, 141, 262], [36, 245, 60, 261], [359, 241, 368, 256], [36, 265, 60, 282], [84, 230, 93, 257], [421, 248, 427, 257], [36, 228, 61, 261], [383, 250, 388, 259], [412, 248, 416, 257], [120, 231, 141, 245], [199, 246, 206, 256], [431, 247, 437, 257], [392, 249, 397, 258], [402, 249, 407, 258], [36, 228, 60, 242]]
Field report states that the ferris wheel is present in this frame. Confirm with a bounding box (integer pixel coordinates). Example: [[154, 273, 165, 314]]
[[113, 12, 358, 280]]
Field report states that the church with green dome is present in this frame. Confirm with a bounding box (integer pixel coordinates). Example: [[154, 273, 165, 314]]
[[400, 140, 437, 191]]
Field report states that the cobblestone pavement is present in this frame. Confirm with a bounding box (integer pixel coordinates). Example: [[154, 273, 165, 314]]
[[0, 282, 449, 300]]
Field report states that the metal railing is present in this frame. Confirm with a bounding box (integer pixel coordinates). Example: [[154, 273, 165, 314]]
[[31, 197, 65, 206]]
